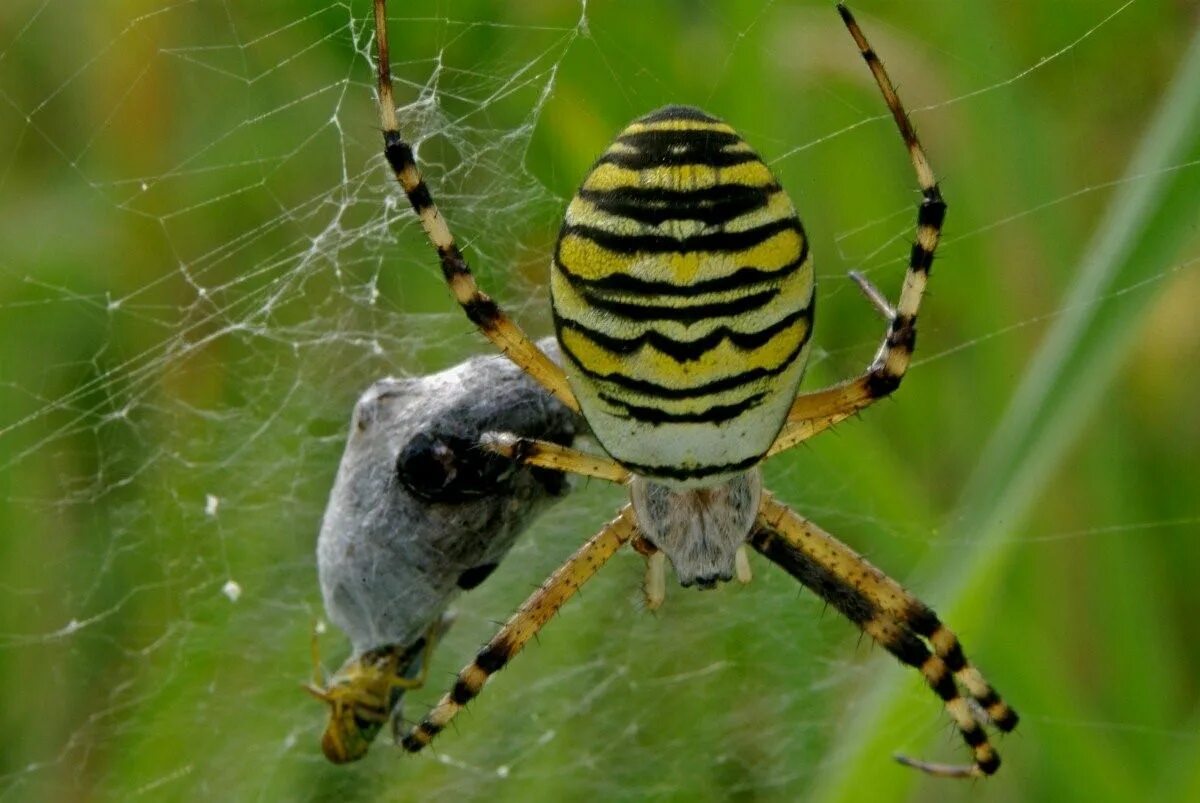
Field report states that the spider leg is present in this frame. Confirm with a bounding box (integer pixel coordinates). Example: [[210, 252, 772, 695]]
[[480, 432, 630, 484], [750, 493, 1017, 778], [401, 505, 639, 752], [734, 545, 753, 584], [771, 4, 945, 456], [766, 383, 867, 457], [372, 0, 578, 412], [389, 613, 456, 743], [631, 534, 666, 610], [848, 270, 896, 320], [390, 612, 456, 694]]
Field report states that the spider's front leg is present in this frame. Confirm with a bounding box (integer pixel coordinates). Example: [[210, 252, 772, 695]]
[[480, 432, 630, 484], [372, 0, 578, 413], [401, 506, 639, 752], [771, 4, 946, 456], [750, 493, 1017, 778]]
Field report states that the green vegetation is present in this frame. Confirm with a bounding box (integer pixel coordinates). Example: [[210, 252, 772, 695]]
[[1, 2, 1198, 801]]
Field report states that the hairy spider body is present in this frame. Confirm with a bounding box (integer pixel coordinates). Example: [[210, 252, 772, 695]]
[[629, 469, 763, 588], [552, 106, 813, 486], [366, 0, 1018, 779]]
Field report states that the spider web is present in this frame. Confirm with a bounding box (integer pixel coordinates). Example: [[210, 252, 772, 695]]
[[2, 1, 1198, 801]]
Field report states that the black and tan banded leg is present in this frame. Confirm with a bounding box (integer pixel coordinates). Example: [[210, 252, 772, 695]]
[[750, 493, 1017, 778], [372, 0, 577, 412], [401, 505, 639, 752], [772, 4, 946, 456], [480, 431, 630, 484]]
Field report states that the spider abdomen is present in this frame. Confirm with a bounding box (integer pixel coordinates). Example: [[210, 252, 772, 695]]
[[551, 106, 814, 486]]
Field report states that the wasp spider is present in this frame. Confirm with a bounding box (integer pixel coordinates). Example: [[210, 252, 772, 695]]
[[371, 0, 1017, 777]]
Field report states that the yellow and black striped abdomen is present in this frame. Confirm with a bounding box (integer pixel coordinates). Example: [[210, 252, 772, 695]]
[[551, 106, 814, 486]]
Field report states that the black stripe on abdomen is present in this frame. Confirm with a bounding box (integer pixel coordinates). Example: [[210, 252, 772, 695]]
[[554, 303, 811, 362], [576, 184, 777, 227], [577, 286, 780, 324], [562, 217, 800, 256], [598, 390, 768, 425], [558, 324, 812, 401]]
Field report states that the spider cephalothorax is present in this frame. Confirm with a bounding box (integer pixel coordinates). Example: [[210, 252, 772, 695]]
[[629, 471, 761, 587]]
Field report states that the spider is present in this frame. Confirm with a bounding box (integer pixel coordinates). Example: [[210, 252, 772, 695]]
[[371, 0, 1018, 778]]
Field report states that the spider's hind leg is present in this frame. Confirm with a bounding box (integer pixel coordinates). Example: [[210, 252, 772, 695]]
[[901, 603, 1019, 735], [750, 493, 1017, 778]]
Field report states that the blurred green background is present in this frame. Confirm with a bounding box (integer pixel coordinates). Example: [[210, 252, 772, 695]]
[[2, 1, 1199, 801]]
